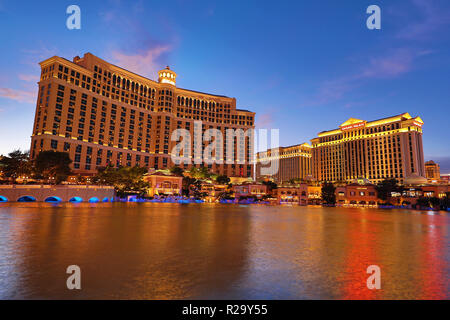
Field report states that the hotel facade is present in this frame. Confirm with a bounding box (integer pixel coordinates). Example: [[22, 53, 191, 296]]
[[425, 160, 440, 182], [310, 113, 425, 184], [255, 143, 312, 183], [30, 53, 255, 177], [256, 113, 426, 185]]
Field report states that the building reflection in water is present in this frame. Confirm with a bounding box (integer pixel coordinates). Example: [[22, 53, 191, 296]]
[[0, 203, 448, 299]]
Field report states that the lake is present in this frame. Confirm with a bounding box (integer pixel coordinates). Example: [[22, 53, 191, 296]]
[[0, 203, 448, 299]]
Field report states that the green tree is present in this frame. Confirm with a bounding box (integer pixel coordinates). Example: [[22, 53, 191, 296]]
[[262, 180, 277, 191], [34, 151, 72, 184], [217, 191, 234, 201], [321, 182, 336, 205], [215, 174, 230, 185], [95, 165, 149, 198], [375, 178, 401, 202], [0, 149, 32, 183], [429, 197, 441, 208], [288, 178, 303, 185], [188, 166, 211, 180], [182, 176, 202, 196], [169, 165, 184, 177], [440, 193, 450, 210], [416, 196, 430, 208]]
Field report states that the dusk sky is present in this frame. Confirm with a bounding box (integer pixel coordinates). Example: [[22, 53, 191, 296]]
[[0, 0, 449, 172]]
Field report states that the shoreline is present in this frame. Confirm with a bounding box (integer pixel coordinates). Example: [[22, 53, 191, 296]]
[[0, 200, 448, 212]]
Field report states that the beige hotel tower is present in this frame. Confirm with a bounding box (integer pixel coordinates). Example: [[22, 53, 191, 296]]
[[257, 113, 425, 184], [310, 113, 425, 184], [30, 53, 255, 177]]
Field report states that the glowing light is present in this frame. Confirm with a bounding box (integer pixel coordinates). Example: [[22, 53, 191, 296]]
[[17, 195, 36, 202], [45, 196, 62, 203], [69, 196, 83, 203], [160, 78, 175, 85]]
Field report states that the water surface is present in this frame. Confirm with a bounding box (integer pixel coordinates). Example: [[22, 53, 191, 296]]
[[0, 203, 448, 299]]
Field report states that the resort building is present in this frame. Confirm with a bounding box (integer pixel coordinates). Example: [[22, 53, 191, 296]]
[[425, 160, 441, 183], [337, 183, 378, 206], [232, 182, 268, 200], [310, 113, 425, 184], [255, 143, 312, 183], [273, 184, 308, 205], [307, 185, 322, 205], [196, 182, 229, 202], [30, 53, 255, 178], [143, 171, 183, 197]]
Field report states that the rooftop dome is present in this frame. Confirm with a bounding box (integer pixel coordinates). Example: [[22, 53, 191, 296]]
[[404, 173, 428, 185], [158, 66, 177, 86]]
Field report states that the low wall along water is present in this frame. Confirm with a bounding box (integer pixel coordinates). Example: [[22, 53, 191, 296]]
[[0, 185, 115, 203]]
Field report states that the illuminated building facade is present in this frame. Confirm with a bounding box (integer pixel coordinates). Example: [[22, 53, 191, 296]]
[[143, 171, 183, 197], [232, 182, 268, 200], [425, 160, 441, 182], [310, 113, 425, 184], [274, 184, 308, 205], [255, 143, 312, 183], [30, 53, 255, 177]]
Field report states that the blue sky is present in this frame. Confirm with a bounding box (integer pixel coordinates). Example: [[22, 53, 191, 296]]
[[0, 0, 449, 172]]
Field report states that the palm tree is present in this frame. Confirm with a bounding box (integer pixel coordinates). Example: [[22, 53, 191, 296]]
[[169, 165, 184, 176]]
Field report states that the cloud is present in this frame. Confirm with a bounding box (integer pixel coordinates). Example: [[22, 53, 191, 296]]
[[359, 49, 415, 79], [256, 108, 277, 128], [303, 48, 432, 107], [110, 45, 171, 78], [395, 0, 450, 40], [21, 45, 58, 68], [0, 88, 36, 104], [97, 0, 178, 79], [99, 10, 115, 23], [18, 74, 39, 82]]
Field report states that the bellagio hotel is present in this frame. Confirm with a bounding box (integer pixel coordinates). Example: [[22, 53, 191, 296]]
[[257, 113, 425, 184], [30, 53, 255, 177]]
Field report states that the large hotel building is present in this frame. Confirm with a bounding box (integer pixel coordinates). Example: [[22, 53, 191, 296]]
[[30, 53, 255, 177], [257, 113, 425, 184], [256, 143, 312, 183], [311, 113, 425, 184]]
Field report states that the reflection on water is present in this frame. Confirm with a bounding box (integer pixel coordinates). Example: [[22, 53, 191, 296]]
[[0, 203, 448, 299]]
